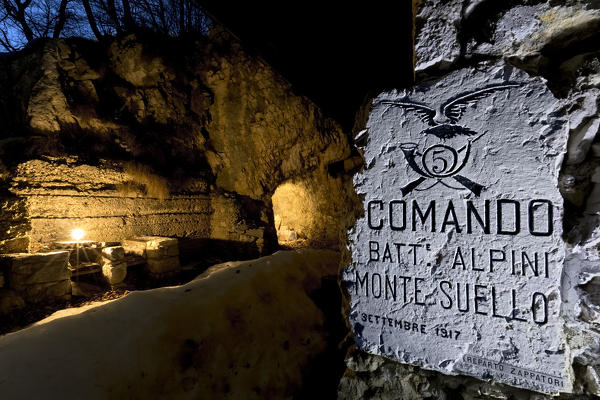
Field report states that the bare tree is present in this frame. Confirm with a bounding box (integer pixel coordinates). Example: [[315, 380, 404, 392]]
[[29, 0, 53, 38], [0, 27, 17, 51], [1, 0, 34, 41], [157, 0, 167, 33], [53, 0, 69, 38], [0, 0, 212, 52], [81, 0, 102, 39], [121, 0, 134, 31], [104, 0, 122, 33]]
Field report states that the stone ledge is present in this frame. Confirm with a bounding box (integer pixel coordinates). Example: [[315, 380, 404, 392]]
[[123, 236, 180, 276], [0, 251, 70, 287]]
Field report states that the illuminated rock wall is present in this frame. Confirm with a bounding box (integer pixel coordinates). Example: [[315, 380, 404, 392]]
[[0, 32, 352, 253], [272, 167, 356, 246]]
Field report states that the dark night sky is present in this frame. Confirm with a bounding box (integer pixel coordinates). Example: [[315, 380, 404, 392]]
[[197, 2, 414, 132]]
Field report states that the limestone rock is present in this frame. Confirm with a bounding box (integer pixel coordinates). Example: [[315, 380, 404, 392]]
[[566, 90, 600, 165], [560, 173, 588, 208], [0, 251, 71, 303], [415, 1, 600, 77], [272, 168, 352, 246], [582, 365, 600, 397], [338, 348, 544, 400], [0, 34, 350, 253], [27, 42, 77, 133], [585, 169, 600, 214], [102, 246, 125, 261], [123, 236, 179, 258], [108, 35, 170, 87], [121, 239, 147, 257], [338, 349, 446, 400], [277, 227, 297, 242], [591, 143, 600, 158], [17, 279, 71, 303], [102, 261, 127, 286], [57, 40, 101, 83], [498, 5, 600, 68], [0, 249, 341, 399], [1, 251, 70, 288], [569, 115, 600, 164], [145, 237, 179, 259], [123, 236, 180, 276], [0, 196, 30, 254], [0, 235, 29, 254], [274, 214, 282, 230], [414, 0, 463, 73], [200, 43, 350, 199]]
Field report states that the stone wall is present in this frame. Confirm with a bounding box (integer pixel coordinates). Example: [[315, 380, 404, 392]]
[[0, 31, 352, 254], [339, 1, 600, 399]]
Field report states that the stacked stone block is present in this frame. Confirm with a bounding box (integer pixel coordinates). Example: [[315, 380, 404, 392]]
[[101, 246, 127, 286], [123, 236, 180, 277], [0, 251, 71, 304]]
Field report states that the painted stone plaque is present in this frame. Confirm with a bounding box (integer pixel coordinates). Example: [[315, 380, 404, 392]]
[[345, 64, 572, 394]]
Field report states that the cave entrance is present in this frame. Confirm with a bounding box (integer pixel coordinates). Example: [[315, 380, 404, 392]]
[[271, 173, 342, 248], [272, 181, 308, 245]]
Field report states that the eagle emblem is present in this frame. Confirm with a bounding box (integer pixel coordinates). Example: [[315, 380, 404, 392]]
[[378, 83, 521, 196]]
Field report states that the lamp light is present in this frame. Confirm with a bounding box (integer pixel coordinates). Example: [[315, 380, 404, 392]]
[[71, 228, 85, 242], [71, 228, 85, 275]]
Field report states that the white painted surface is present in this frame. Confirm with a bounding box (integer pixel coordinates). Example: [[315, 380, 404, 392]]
[[345, 64, 572, 394]]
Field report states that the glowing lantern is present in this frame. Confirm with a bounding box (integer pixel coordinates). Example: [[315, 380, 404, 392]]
[[71, 228, 85, 242]]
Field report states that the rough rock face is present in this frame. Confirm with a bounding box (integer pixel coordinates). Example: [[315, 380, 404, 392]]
[[338, 346, 561, 400], [0, 249, 344, 399], [0, 31, 352, 253], [272, 166, 358, 246], [340, 1, 600, 398]]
